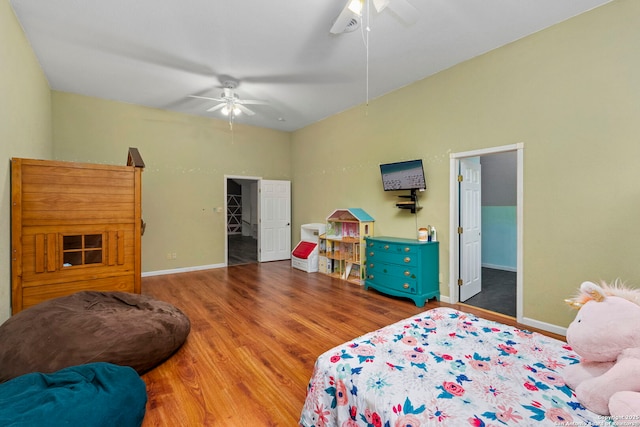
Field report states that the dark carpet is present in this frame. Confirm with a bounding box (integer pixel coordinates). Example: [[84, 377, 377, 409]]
[[464, 267, 516, 317], [228, 234, 258, 265]]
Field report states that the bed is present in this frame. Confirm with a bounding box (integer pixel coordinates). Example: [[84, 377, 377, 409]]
[[299, 307, 610, 426]]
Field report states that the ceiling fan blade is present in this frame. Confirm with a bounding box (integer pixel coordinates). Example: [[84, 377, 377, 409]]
[[236, 104, 256, 116], [220, 72, 351, 85], [238, 99, 269, 106], [372, 0, 390, 13], [189, 94, 225, 102], [386, 0, 418, 25], [206, 103, 226, 113]]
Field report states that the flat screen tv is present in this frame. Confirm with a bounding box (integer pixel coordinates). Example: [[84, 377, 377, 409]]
[[379, 159, 426, 191]]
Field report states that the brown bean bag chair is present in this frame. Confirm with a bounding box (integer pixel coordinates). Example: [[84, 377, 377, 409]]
[[0, 291, 190, 383]]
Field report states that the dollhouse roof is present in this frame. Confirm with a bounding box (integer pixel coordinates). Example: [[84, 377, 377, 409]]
[[326, 209, 374, 223]]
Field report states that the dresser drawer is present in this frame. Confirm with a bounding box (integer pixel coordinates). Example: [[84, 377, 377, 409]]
[[367, 261, 417, 280], [366, 249, 418, 267], [366, 240, 417, 255], [365, 271, 417, 295]]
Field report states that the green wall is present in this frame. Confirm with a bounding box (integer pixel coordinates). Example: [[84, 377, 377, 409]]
[[52, 92, 292, 273], [3, 0, 639, 330], [0, 0, 53, 322], [291, 0, 640, 328]]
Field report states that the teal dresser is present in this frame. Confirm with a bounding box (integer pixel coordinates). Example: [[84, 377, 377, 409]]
[[364, 236, 439, 307]]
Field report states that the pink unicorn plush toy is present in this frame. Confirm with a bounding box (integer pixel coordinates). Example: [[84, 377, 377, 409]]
[[564, 281, 640, 419]]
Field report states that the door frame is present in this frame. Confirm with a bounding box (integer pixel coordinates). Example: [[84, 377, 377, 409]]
[[225, 175, 261, 266], [448, 143, 524, 322]]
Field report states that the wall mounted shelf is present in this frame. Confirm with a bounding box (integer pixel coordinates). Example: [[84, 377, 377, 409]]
[[395, 189, 422, 214]]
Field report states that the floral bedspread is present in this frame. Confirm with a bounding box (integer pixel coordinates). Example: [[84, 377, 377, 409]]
[[299, 307, 610, 427]]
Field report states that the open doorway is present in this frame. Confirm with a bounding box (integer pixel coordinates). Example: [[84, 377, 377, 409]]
[[226, 177, 259, 266], [449, 144, 524, 321], [225, 177, 292, 266]]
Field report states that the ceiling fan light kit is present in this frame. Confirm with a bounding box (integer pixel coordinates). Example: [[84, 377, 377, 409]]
[[348, 0, 364, 15], [221, 105, 241, 116], [189, 79, 266, 121]]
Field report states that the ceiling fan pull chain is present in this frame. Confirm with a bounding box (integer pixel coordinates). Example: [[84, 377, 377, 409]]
[[366, 0, 370, 110]]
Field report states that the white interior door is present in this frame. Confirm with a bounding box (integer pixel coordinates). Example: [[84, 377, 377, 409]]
[[259, 180, 291, 262], [459, 159, 482, 301]]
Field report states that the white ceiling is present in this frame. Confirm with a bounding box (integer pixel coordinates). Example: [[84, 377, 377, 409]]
[[10, 0, 611, 132]]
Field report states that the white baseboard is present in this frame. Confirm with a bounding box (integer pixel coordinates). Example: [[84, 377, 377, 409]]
[[439, 294, 566, 337], [482, 263, 517, 272], [142, 263, 226, 277], [519, 316, 567, 337]]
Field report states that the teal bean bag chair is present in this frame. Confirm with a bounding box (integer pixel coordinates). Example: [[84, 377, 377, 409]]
[[0, 362, 147, 426]]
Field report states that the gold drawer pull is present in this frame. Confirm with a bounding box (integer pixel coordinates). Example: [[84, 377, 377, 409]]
[[368, 242, 374, 247], [369, 251, 375, 257], [369, 263, 374, 268], [404, 247, 410, 252], [403, 283, 410, 289], [368, 274, 374, 279], [404, 257, 411, 263], [404, 270, 410, 276], [384, 245, 389, 250]]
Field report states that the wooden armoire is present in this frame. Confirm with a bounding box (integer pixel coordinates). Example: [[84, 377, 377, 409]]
[[10, 149, 144, 313]]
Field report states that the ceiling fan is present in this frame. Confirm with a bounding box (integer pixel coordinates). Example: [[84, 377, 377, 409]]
[[189, 80, 268, 118], [330, 0, 418, 34]]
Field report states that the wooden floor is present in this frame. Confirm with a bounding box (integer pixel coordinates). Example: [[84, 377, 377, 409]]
[[140, 261, 563, 426]]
